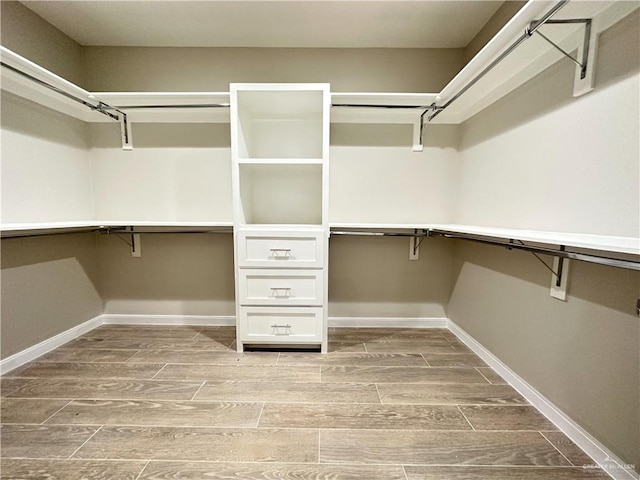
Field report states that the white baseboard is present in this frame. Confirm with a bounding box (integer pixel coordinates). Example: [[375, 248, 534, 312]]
[[329, 317, 448, 328], [447, 319, 638, 480], [102, 314, 235, 327], [0, 315, 103, 375]]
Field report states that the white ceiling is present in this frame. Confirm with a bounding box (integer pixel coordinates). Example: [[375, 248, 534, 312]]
[[20, 1, 505, 48]]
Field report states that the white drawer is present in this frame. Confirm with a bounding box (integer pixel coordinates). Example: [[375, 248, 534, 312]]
[[239, 269, 324, 306], [238, 306, 323, 343], [236, 229, 324, 268]]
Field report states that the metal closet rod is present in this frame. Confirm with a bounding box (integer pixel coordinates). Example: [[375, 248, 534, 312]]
[[331, 230, 429, 237], [99, 103, 230, 110], [431, 230, 640, 271], [105, 103, 437, 110], [331, 104, 438, 110], [98, 227, 233, 235], [427, 0, 569, 122]]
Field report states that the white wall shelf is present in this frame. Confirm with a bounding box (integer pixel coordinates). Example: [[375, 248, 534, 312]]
[[0, 221, 233, 238], [433, 0, 640, 124], [430, 224, 640, 257], [2, 0, 638, 130], [330, 224, 640, 266]]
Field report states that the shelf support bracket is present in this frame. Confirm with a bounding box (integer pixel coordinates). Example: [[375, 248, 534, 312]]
[[530, 18, 596, 97], [119, 111, 133, 150], [409, 229, 428, 260], [550, 249, 570, 301], [96, 102, 133, 150], [414, 105, 439, 152]]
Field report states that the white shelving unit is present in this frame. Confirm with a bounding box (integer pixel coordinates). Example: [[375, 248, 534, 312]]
[[1, 2, 637, 264], [230, 84, 331, 352]]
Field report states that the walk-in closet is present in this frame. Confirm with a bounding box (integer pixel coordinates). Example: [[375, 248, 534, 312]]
[[1, 1, 638, 479]]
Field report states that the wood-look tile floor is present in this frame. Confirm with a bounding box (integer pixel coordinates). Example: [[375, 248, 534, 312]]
[[1, 326, 611, 479]]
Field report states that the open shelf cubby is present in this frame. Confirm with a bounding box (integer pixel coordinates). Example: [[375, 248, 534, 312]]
[[235, 89, 325, 161], [238, 164, 323, 225]]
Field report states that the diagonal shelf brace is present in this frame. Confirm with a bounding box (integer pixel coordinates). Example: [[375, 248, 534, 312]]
[[95, 102, 133, 150], [531, 18, 595, 96]]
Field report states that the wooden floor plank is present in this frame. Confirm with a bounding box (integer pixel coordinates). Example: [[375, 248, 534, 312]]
[[321, 366, 488, 384], [278, 352, 428, 367], [259, 403, 472, 430], [67, 338, 232, 351], [365, 342, 469, 354], [319, 430, 571, 466], [459, 405, 559, 431], [81, 326, 202, 340], [5, 362, 165, 380], [377, 383, 526, 405], [45, 399, 263, 427], [1, 378, 33, 397], [0, 424, 100, 459], [6, 378, 202, 400], [327, 342, 367, 353], [126, 350, 278, 365], [423, 353, 487, 367], [1, 398, 70, 424], [156, 364, 320, 382], [476, 367, 508, 384], [0, 459, 147, 480], [138, 461, 407, 479], [541, 431, 600, 467], [195, 381, 380, 403], [73, 426, 319, 462], [329, 328, 454, 343], [403, 465, 612, 479], [36, 349, 140, 363]]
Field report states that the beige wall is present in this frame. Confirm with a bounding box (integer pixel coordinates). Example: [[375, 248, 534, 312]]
[[98, 233, 235, 316], [448, 11, 640, 473], [329, 236, 452, 319], [1, 233, 103, 359], [0, 0, 85, 86], [82, 46, 464, 93], [448, 241, 640, 472]]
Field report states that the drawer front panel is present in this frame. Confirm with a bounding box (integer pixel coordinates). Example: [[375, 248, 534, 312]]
[[239, 270, 324, 306], [237, 230, 324, 268], [239, 307, 323, 343]]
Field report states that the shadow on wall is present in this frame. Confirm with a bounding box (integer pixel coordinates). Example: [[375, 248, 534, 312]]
[[89, 123, 231, 149], [331, 123, 460, 149], [1, 92, 89, 148], [1, 233, 104, 358], [328, 236, 453, 317], [448, 239, 640, 317], [96, 233, 235, 313], [1, 233, 99, 274], [461, 9, 640, 150]]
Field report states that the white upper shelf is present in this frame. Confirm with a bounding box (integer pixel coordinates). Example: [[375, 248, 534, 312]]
[[2, 0, 637, 126], [0, 221, 233, 237], [434, 0, 640, 123]]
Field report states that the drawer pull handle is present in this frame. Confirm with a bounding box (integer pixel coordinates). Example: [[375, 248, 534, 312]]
[[271, 324, 292, 335], [270, 287, 292, 298], [269, 248, 292, 259]]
